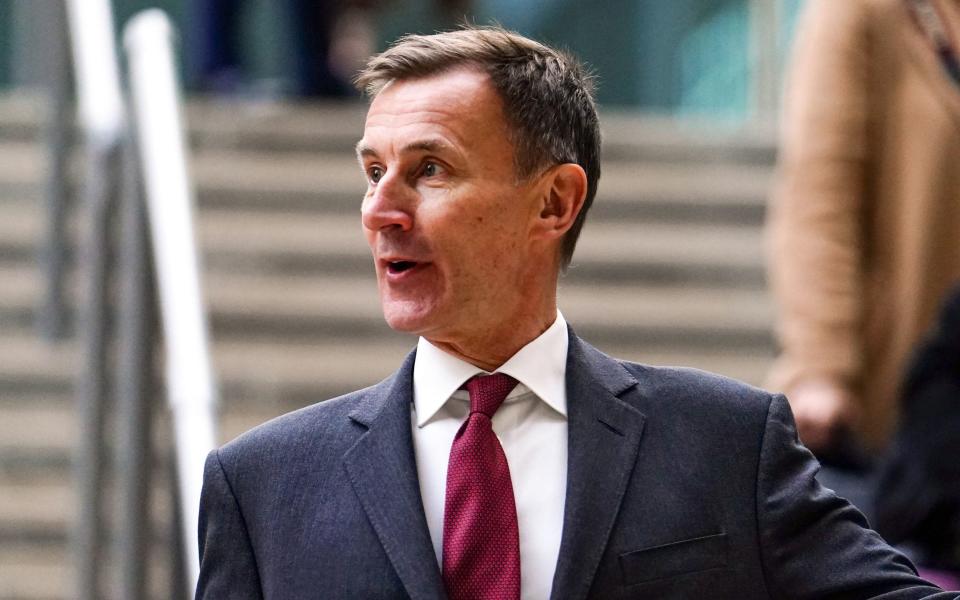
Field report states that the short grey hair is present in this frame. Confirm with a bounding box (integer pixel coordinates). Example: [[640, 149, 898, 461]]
[[355, 26, 601, 268]]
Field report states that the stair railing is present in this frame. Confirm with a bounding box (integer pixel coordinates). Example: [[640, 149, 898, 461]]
[[38, 0, 72, 342], [55, 2, 218, 597], [63, 1, 126, 598], [123, 10, 219, 595]]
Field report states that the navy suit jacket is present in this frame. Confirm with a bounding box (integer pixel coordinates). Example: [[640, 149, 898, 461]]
[[195, 329, 957, 599]]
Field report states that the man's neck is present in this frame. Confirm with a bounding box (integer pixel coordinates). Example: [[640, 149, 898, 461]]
[[425, 309, 558, 372]]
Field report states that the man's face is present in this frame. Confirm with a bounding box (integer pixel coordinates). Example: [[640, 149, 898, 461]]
[[357, 68, 544, 345]]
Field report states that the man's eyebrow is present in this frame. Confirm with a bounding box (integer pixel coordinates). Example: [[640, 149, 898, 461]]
[[402, 139, 452, 154], [354, 139, 454, 159], [355, 141, 377, 159]]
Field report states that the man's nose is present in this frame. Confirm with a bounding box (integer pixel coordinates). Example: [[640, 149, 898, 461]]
[[361, 172, 414, 232]]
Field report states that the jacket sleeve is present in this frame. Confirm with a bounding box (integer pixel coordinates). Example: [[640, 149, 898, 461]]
[[195, 449, 265, 600], [765, 0, 872, 397], [755, 394, 957, 599]]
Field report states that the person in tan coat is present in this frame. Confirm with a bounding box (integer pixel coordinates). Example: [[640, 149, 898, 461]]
[[767, 0, 960, 455]]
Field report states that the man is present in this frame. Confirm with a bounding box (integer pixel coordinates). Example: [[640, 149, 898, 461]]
[[195, 27, 957, 599]]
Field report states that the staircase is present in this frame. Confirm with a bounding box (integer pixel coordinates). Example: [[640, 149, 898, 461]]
[[0, 91, 777, 599]]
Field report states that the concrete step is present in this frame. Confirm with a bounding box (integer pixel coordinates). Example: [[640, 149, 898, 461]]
[[189, 149, 771, 224], [0, 92, 778, 164], [0, 335, 74, 398], [0, 545, 66, 600], [0, 392, 308, 458], [599, 111, 778, 165], [0, 141, 771, 226], [0, 92, 46, 142], [184, 97, 779, 163], [0, 332, 414, 410], [0, 474, 172, 545], [0, 448, 178, 599], [198, 213, 766, 285], [0, 203, 767, 285], [0, 263, 774, 352], [0, 408, 273, 600], [0, 530, 175, 600], [0, 141, 51, 197], [0, 328, 770, 418], [198, 273, 775, 347]]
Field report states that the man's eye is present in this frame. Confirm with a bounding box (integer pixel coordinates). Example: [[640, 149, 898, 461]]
[[423, 162, 440, 177], [368, 167, 383, 183]]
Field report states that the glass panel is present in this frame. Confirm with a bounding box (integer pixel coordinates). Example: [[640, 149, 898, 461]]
[[677, 0, 750, 119], [0, 2, 11, 88]]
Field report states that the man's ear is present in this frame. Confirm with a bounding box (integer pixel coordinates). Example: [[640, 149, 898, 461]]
[[532, 163, 588, 242]]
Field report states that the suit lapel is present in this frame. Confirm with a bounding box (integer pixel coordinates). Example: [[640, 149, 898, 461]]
[[551, 332, 646, 600], [342, 350, 447, 600]]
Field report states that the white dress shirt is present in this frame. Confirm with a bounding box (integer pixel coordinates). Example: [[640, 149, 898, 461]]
[[412, 312, 569, 600]]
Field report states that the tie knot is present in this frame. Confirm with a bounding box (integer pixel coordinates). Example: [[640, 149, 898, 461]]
[[465, 373, 517, 417]]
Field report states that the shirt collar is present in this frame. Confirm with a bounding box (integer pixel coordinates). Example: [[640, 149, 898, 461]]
[[413, 312, 569, 427]]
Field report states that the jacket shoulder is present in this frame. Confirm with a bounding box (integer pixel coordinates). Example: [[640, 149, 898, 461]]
[[617, 358, 779, 423], [570, 331, 778, 422], [216, 384, 376, 469]]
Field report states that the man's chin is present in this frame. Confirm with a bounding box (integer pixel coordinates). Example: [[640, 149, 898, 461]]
[[381, 305, 435, 335]]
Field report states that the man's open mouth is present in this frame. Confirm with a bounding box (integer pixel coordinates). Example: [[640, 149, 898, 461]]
[[387, 261, 418, 274]]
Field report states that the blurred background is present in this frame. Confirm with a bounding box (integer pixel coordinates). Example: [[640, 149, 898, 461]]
[[2, 0, 802, 598]]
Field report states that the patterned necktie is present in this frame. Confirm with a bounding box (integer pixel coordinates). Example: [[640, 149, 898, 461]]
[[442, 373, 521, 600]]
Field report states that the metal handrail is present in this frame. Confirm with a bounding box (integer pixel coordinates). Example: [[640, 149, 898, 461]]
[[123, 10, 219, 594], [57, 1, 217, 596], [63, 1, 126, 598], [38, 0, 71, 342], [65, 0, 125, 146]]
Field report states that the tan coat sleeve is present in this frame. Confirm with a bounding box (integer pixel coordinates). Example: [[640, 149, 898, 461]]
[[766, 0, 874, 397]]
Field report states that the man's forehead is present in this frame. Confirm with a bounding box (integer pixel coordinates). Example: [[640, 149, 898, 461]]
[[365, 68, 499, 121], [356, 71, 507, 159], [374, 64, 490, 96]]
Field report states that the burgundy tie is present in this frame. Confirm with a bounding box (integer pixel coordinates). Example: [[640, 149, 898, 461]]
[[442, 373, 521, 600]]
